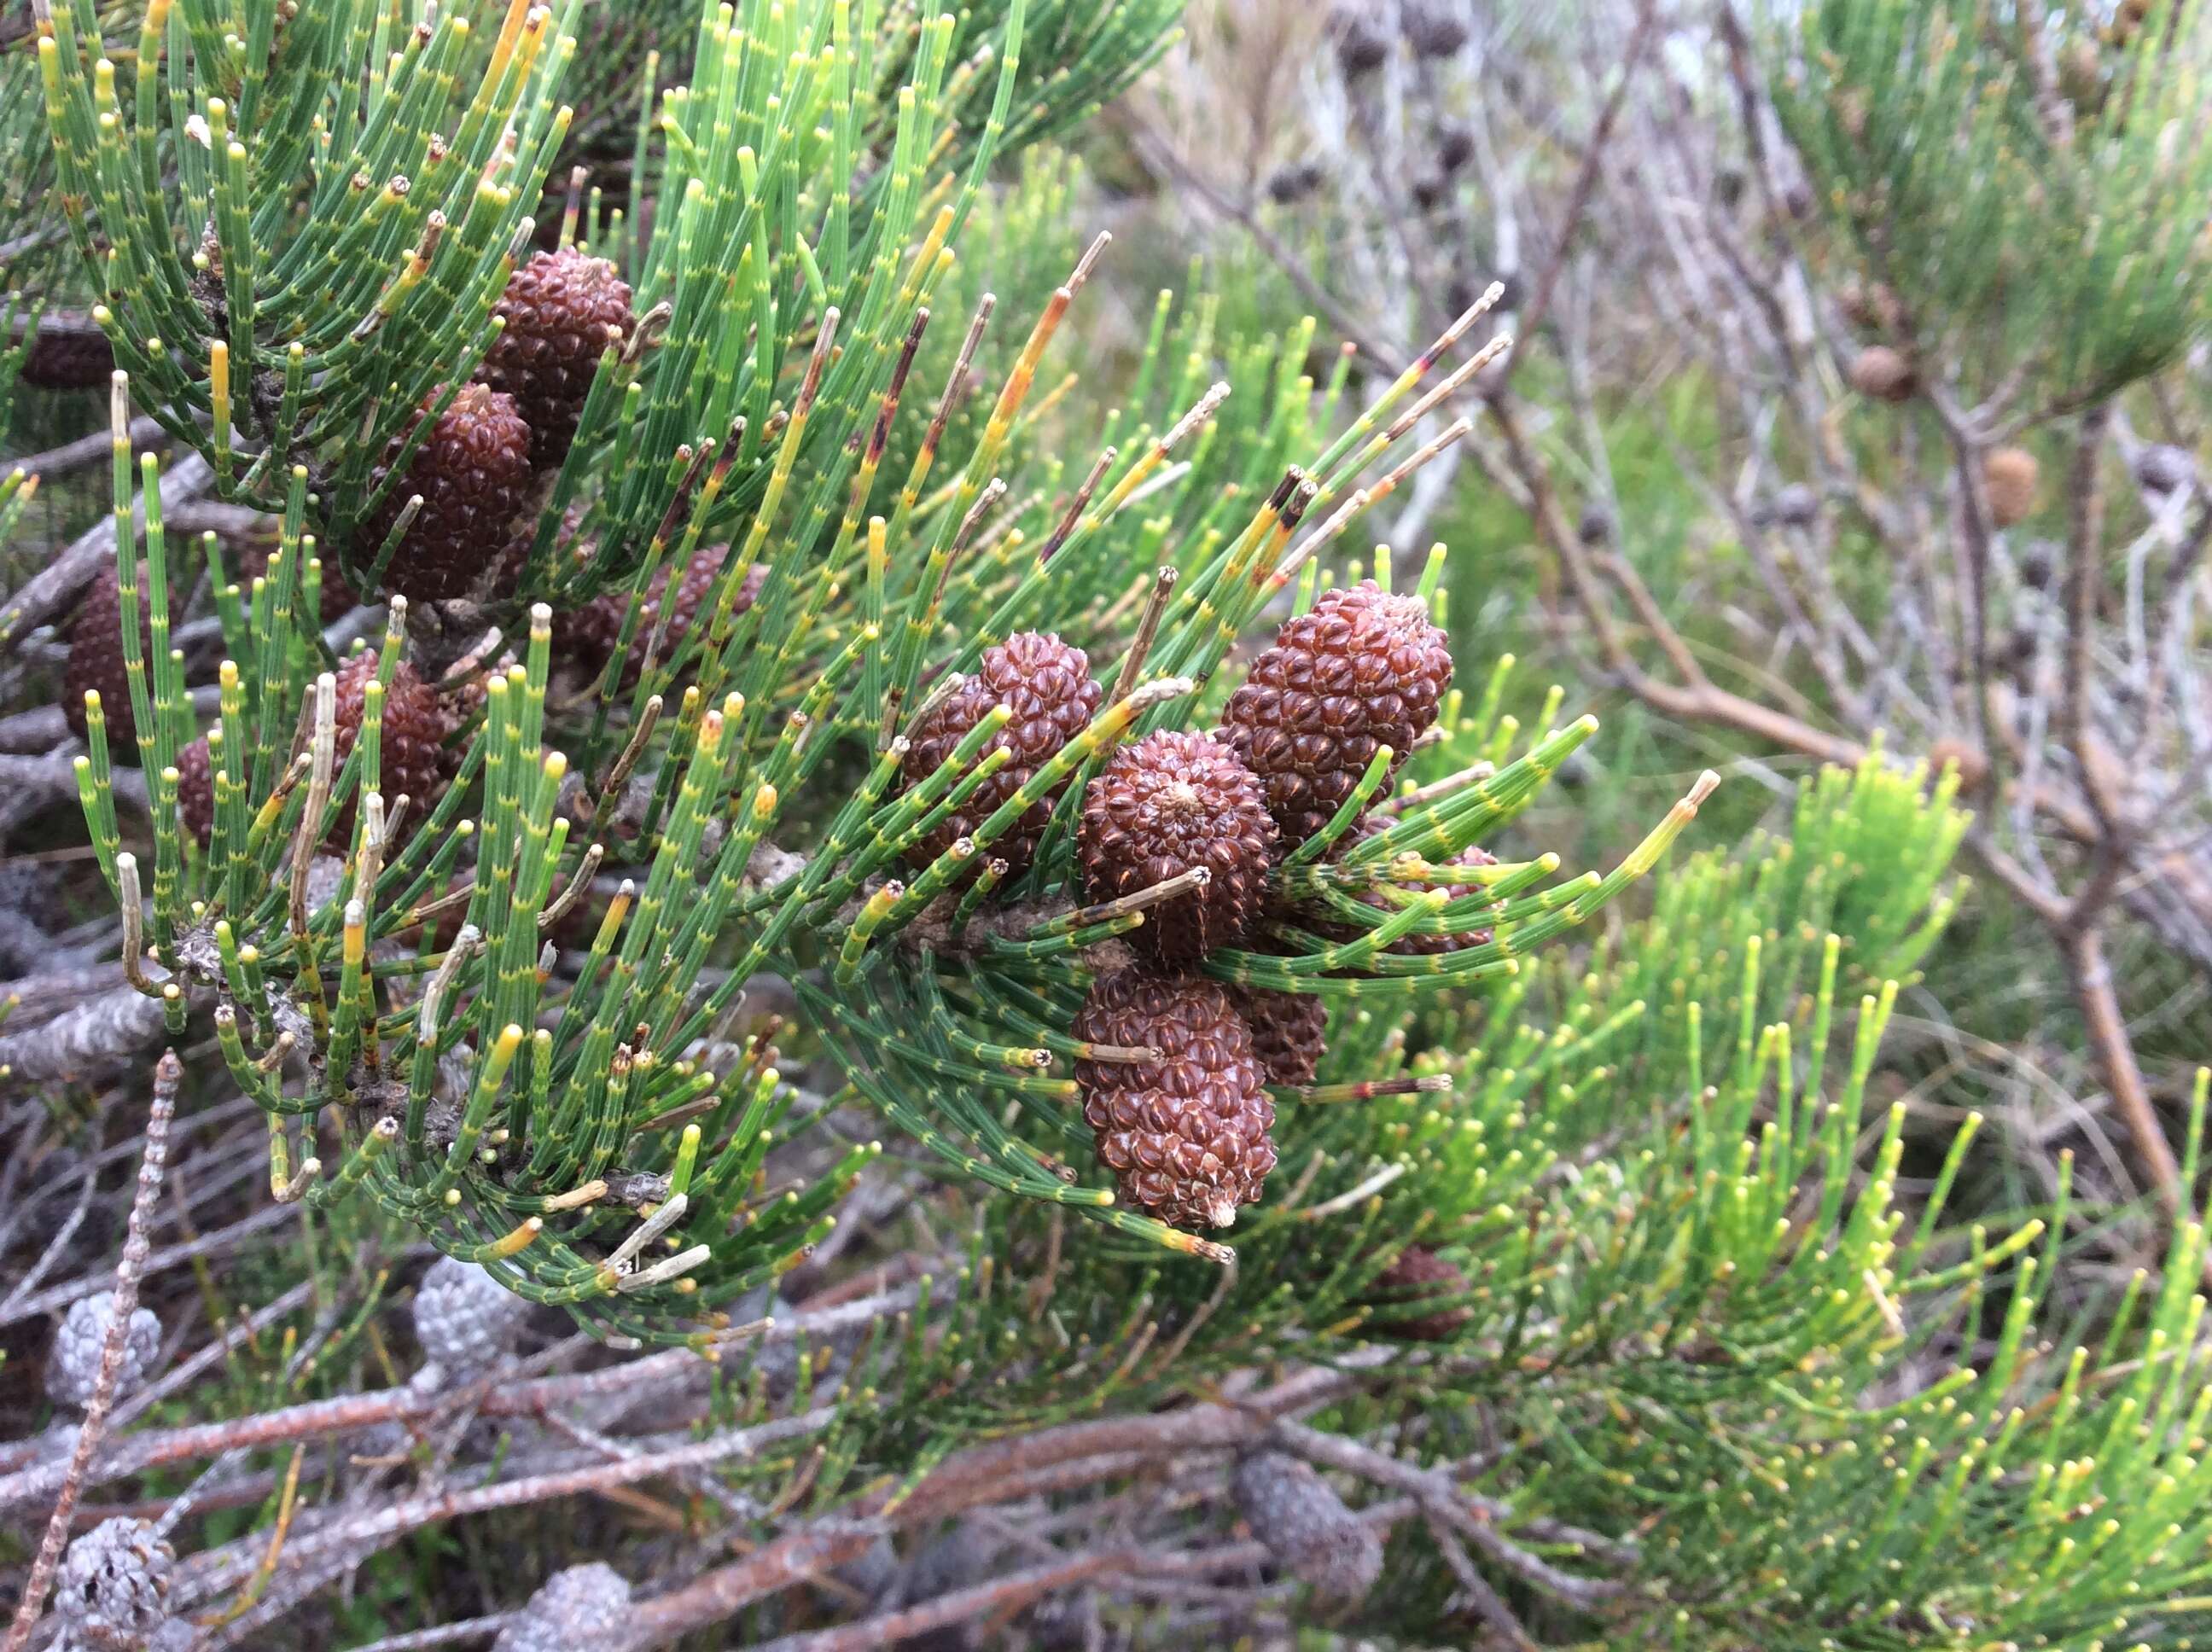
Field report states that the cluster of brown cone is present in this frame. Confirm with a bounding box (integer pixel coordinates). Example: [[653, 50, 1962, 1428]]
[[899, 580, 1465, 1237], [354, 245, 636, 608]]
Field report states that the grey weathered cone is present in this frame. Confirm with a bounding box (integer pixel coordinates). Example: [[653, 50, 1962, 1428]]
[[902, 631, 1103, 880], [1230, 1450, 1383, 1603], [491, 1562, 633, 1652], [1403, 1, 1469, 58], [2134, 443, 2197, 496], [53, 1517, 176, 1650], [1768, 482, 1821, 529], [1332, 9, 1389, 74], [47, 1290, 164, 1410], [1223, 579, 1454, 852], [413, 1255, 531, 1374], [1848, 345, 1918, 404], [1073, 967, 1277, 1231], [1077, 729, 1278, 963]]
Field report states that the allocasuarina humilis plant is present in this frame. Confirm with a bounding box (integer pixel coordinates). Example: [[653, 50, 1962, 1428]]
[[1, 2, 2209, 1649]]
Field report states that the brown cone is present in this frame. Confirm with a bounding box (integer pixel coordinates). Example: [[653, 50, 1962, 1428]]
[[230, 538, 358, 626], [1074, 968, 1277, 1231], [480, 247, 636, 469], [1848, 345, 1918, 404], [19, 315, 114, 389], [553, 544, 766, 688], [1224, 581, 1453, 851], [179, 652, 459, 847], [358, 386, 535, 605], [331, 651, 458, 833], [1079, 730, 1278, 964], [1365, 1245, 1471, 1341], [1387, 841, 1501, 956], [1234, 986, 1327, 1086], [64, 567, 152, 760], [175, 736, 215, 845], [901, 632, 1102, 879], [1982, 446, 2040, 529]]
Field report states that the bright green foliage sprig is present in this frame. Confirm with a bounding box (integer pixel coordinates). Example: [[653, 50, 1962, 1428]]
[[58, 0, 1704, 1332], [31, 0, 1153, 595], [1767, 0, 2212, 400], [38, 0, 579, 500], [763, 753, 2212, 1647], [71, 233, 1718, 1327]]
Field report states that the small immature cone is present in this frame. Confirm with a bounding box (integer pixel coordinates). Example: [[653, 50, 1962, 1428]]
[[1982, 446, 2040, 529], [1078, 730, 1277, 963], [1364, 1244, 1472, 1341], [902, 631, 1103, 880], [1074, 968, 1277, 1231], [1223, 580, 1454, 852], [1848, 345, 1918, 404], [492, 1563, 632, 1652], [1230, 1450, 1382, 1603]]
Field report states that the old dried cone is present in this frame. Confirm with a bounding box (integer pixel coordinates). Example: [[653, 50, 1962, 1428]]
[[1073, 967, 1278, 1232], [901, 631, 1103, 879], [1078, 729, 1278, 963], [1224, 579, 1453, 850]]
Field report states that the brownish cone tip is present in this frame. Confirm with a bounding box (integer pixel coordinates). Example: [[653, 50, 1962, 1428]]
[[480, 247, 637, 469]]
